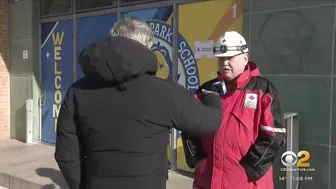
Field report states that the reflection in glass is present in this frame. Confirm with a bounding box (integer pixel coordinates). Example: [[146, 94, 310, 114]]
[[251, 7, 334, 75], [40, 0, 72, 16], [121, 0, 168, 5]]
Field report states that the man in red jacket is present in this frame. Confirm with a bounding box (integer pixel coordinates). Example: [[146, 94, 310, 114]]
[[182, 31, 286, 189]]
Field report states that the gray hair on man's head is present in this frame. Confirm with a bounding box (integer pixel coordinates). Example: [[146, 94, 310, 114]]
[[110, 17, 154, 49]]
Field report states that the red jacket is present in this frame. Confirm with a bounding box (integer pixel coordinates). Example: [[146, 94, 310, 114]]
[[182, 62, 286, 189]]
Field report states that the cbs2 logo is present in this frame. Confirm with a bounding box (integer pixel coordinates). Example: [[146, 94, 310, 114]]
[[281, 150, 310, 167]]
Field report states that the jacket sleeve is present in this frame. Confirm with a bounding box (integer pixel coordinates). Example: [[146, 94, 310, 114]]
[[169, 84, 222, 137], [54, 88, 82, 189], [240, 88, 286, 181], [180, 90, 208, 169]]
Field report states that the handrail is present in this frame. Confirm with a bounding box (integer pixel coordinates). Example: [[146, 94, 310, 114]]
[[284, 112, 298, 119], [284, 112, 300, 189]]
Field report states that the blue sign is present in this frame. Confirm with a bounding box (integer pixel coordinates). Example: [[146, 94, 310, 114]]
[[41, 20, 73, 144]]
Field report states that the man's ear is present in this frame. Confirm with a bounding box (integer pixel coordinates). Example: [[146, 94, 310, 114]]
[[243, 53, 249, 65]]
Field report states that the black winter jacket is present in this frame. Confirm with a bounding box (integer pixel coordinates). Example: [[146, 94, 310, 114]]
[[54, 36, 222, 189]]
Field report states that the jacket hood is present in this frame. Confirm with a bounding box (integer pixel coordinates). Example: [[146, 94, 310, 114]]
[[78, 36, 158, 85], [248, 61, 261, 77]]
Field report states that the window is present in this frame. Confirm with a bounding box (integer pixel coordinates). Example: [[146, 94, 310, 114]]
[[76, 0, 116, 11], [40, 0, 72, 16]]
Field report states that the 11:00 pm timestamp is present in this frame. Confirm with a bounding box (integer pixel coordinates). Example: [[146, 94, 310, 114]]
[[279, 176, 313, 181]]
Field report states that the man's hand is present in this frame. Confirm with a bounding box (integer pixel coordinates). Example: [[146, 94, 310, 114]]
[[201, 89, 219, 95]]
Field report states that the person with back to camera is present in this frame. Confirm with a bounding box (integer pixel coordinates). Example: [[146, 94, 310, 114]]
[[182, 31, 286, 189], [54, 17, 222, 189]]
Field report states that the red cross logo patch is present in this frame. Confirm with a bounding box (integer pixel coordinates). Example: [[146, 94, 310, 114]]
[[244, 93, 257, 109]]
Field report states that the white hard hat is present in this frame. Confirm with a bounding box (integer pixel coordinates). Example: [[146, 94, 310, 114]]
[[213, 31, 249, 57]]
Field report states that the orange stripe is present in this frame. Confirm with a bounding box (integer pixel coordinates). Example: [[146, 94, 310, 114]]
[[209, 0, 244, 41]]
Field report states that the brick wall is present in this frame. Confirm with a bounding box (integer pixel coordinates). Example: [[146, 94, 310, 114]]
[[0, 0, 10, 140]]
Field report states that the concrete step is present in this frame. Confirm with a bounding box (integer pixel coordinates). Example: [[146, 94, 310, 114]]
[[0, 139, 193, 189]]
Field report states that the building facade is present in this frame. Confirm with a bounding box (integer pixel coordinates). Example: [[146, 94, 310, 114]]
[[0, 0, 9, 140], [1, 0, 336, 188]]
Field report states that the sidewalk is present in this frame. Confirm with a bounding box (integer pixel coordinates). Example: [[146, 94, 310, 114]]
[[0, 139, 193, 189]]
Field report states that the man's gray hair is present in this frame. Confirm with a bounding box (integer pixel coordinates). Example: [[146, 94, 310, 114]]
[[110, 17, 154, 49]]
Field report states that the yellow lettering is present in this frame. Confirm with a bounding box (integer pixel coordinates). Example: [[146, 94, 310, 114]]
[[55, 118, 58, 132], [54, 46, 62, 60], [54, 90, 62, 104], [55, 75, 61, 89], [54, 61, 62, 75], [53, 104, 61, 118], [297, 151, 310, 167], [52, 32, 64, 46], [52, 32, 64, 132]]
